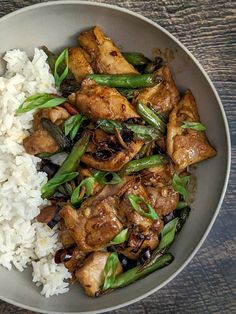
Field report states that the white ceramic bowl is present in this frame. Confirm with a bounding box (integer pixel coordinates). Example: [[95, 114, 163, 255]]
[[0, 1, 231, 313]]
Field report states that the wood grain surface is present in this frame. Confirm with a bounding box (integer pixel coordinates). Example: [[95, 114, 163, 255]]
[[0, 0, 235, 313]]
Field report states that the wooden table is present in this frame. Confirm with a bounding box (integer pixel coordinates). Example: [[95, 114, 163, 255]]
[[0, 0, 235, 313]]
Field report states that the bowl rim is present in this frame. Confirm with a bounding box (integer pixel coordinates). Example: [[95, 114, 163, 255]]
[[0, 1, 231, 313]]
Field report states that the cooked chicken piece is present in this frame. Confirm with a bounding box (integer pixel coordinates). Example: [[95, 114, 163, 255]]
[[23, 129, 59, 155], [141, 163, 175, 187], [75, 251, 122, 297], [33, 107, 70, 131], [117, 227, 160, 260], [60, 198, 123, 252], [68, 47, 93, 83], [78, 26, 138, 74], [59, 221, 76, 248], [167, 90, 216, 170], [134, 66, 180, 116], [117, 183, 162, 259], [119, 183, 155, 232], [141, 163, 179, 216], [68, 80, 139, 122], [82, 140, 143, 171], [146, 186, 179, 217], [81, 129, 143, 171], [79, 176, 137, 211]]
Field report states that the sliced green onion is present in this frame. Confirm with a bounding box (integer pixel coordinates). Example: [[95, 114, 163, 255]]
[[71, 177, 95, 207], [64, 114, 86, 140], [109, 228, 129, 245], [16, 93, 65, 114], [102, 252, 119, 291], [128, 194, 158, 220], [158, 218, 179, 252], [93, 171, 123, 185], [172, 174, 191, 200], [41, 172, 78, 198], [54, 48, 69, 88], [181, 121, 206, 131]]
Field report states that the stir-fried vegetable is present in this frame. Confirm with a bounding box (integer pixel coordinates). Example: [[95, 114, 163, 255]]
[[16, 93, 65, 114], [41, 172, 78, 199], [122, 52, 151, 66], [97, 119, 161, 142], [109, 228, 129, 245], [42, 46, 74, 81], [41, 118, 71, 150], [172, 174, 191, 200], [176, 201, 188, 209], [136, 102, 166, 134], [102, 252, 120, 291], [140, 218, 179, 269], [176, 206, 191, 232], [54, 48, 69, 88], [181, 121, 206, 131], [64, 113, 86, 140], [157, 218, 179, 252], [87, 73, 163, 88], [120, 154, 165, 175], [71, 177, 96, 206], [42, 132, 90, 199], [93, 171, 123, 185], [104, 253, 173, 291], [128, 194, 159, 220]]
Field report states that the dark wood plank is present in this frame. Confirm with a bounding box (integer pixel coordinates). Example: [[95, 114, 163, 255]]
[[0, 0, 235, 313]]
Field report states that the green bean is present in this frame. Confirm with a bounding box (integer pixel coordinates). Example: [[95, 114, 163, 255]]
[[42, 132, 90, 199], [137, 102, 166, 134], [97, 119, 161, 142], [120, 154, 165, 176], [135, 143, 152, 159], [41, 118, 70, 150], [122, 52, 151, 66], [176, 206, 191, 233], [109, 253, 173, 289], [87, 73, 163, 88]]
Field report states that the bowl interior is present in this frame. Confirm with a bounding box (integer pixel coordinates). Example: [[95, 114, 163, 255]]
[[0, 2, 229, 313]]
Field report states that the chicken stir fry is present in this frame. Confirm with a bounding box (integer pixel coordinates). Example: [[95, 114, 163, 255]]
[[18, 26, 216, 297]]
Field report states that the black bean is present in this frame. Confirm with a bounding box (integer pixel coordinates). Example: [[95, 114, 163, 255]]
[[118, 254, 137, 271], [54, 246, 75, 264], [40, 160, 59, 179], [138, 247, 152, 265]]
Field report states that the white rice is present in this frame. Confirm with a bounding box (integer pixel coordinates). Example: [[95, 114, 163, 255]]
[[0, 48, 71, 297]]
